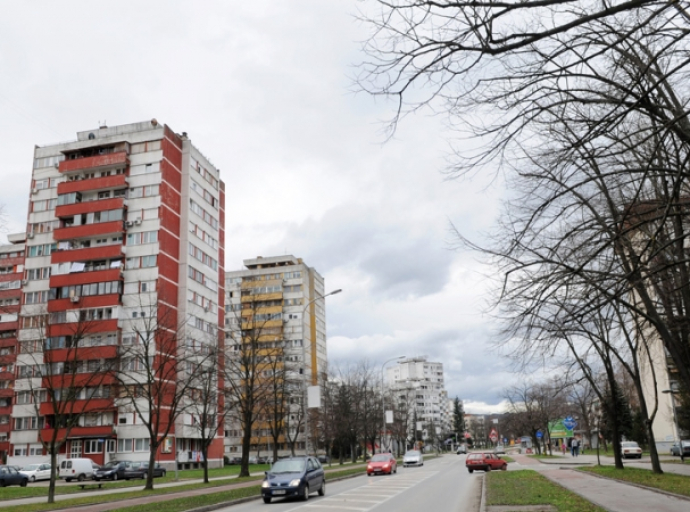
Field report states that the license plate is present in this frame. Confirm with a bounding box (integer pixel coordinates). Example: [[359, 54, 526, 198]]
[[272, 490, 286, 495]]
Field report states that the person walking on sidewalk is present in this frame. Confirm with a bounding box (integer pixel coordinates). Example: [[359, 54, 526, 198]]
[[561, 441, 566, 455]]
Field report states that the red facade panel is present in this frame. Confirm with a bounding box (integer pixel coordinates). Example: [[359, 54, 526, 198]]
[[47, 294, 121, 312], [50, 268, 122, 288], [159, 174, 181, 211], [57, 174, 127, 194], [58, 152, 129, 173], [157, 278, 179, 313], [55, 197, 125, 218], [158, 228, 179, 260], [51, 244, 124, 263], [48, 319, 118, 337], [53, 221, 124, 241]]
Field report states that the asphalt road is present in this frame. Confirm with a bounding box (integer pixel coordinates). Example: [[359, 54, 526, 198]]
[[215, 455, 482, 512]]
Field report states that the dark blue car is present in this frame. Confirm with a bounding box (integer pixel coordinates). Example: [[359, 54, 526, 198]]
[[261, 456, 325, 504]]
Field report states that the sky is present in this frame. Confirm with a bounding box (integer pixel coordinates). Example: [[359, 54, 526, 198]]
[[0, 1, 515, 413]]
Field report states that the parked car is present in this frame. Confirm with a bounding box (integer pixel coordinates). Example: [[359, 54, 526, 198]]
[[466, 452, 507, 473], [20, 463, 51, 482], [670, 440, 690, 457], [317, 454, 330, 464], [94, 460, 132, 481], [493, 445, 506, 455], [621, 441, 642, 459], [402, 450, 423, 467], [367, 453, 397, 476], [456, 444, 467, 454], [0, 465, 28, 487], [59, 458, 98, 482], [226, 456, 242, 465], [123, 462, 167, 480], [261, 456, 325, 504]]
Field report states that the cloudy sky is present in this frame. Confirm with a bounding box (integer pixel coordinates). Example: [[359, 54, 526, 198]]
[[0, 1, 515, 413]]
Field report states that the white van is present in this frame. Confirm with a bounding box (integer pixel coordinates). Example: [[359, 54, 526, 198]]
[[59, 458, 98, 482]]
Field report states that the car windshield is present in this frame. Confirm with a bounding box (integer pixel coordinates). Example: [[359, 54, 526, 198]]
[[101, 462, 117, 469], [404, 451, 419, 457], [270, 459, 305, 473], [371, 454, 391, 462], [23, 464, 40, 471]]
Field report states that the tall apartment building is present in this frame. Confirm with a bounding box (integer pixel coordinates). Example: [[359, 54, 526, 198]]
[[9, 120, 225, 469], [386, 356, 450, 446], [224, 255, 327, 456], [0, 235, 25, 463]]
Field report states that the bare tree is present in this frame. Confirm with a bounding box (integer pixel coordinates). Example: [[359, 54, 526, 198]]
[[20, 309, 114, 503], [115, 300, 205, 490], [224, 297, 286, 477]]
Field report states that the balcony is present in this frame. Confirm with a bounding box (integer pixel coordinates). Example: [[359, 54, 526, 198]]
[[48, 294, 121, 312], [53, 221, 124, 242], [0, 388, 13, 399], [40, 425, 115, 443], [51, 244, 124, 264], [58, 174, 127, 195], [58, 152, 129, 174], [48, 319, 118, 337], [55, 197, 125, 219]]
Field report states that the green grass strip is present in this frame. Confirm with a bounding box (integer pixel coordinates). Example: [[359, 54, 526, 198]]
[[580, 465, 690, 498], [0, 466, 366, 512], [486, 470, 607, 512]]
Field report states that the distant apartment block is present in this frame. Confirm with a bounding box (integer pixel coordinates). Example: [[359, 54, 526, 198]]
[[224, 255, 328, 455]]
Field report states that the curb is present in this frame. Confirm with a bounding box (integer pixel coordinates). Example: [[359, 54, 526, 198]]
[[480, 471, 487, 512], [573, 468, 690, 503]]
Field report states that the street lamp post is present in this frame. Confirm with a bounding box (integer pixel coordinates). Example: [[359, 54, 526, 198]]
[[380, 355, 405, 454], [301, 288, 342, 456]]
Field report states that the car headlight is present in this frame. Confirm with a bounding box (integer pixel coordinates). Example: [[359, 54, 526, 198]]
[[289, 479, 301, 487], [367, 465, 372, 469], [383, 464, 389, 468], [261, 481, 270, 488]]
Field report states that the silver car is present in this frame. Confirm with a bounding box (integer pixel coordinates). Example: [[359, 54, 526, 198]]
[[402, 450, 423, 467]]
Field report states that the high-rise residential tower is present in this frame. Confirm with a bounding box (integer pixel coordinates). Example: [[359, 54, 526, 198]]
[[10, 120, 225, 469], [224, 255, 327, 456]]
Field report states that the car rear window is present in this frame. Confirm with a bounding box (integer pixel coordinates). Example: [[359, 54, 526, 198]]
[[467, 454, 481, 460]]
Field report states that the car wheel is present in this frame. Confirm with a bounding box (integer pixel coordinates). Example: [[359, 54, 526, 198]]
[[77, 474, 85, 482], [65, 478, 72, 482], [367, 472, 372, 477], [94, 478, 100, 482], [318, 480, 325, 496], [20, 479, 28, 487], [485, 466, 491, 472], [263, 496, 271, 504], [113, 473, 118, 481], [501, 464, 507, 471], [468, 469, 473, 473], [394, 467, 397, 474], [302, 484, 309, 501], [162, 470, 166, 477], [30, 476, 36, 482]]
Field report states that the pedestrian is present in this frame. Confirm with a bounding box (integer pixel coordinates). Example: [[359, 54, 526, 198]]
[[574, 438, 580, 457], [561, 441, 566, 455]]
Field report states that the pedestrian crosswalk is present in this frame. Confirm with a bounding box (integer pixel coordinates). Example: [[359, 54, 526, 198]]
[[297, 471, 438, 511]]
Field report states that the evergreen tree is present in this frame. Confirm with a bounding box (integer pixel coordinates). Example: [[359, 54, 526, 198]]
[[452, 397, 465, 439], [600, 381, 634, 443]]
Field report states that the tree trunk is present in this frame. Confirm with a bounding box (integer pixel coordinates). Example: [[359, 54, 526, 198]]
[[48, 446, 58, 503]]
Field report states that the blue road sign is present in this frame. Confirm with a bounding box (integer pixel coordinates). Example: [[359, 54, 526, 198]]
[[563, 416, 577, 430], [536, 430, 543, 439]]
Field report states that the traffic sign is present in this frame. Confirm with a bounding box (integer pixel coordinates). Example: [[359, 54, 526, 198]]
[[536, 430, 543, 439], [490, 428, 498, 442], [563, 416, 577, 430]]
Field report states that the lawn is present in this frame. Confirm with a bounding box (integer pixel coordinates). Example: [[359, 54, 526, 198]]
[[0, 463, 271, 501], [486, 470, 606, 512], [580, 466, 690, 498], [0, 465, 366, 512]]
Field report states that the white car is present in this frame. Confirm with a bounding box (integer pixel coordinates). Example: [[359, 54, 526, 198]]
[[621, 441, 642, 459], [402, 450, 423, 467], [20, 463, 52, 482]]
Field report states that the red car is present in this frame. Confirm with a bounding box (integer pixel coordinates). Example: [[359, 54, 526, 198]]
[[466, 452, 507, 473], [367, 453, 397, 476]]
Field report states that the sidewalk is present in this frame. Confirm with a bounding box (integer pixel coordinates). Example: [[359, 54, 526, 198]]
[[510, 453, 690, 512]]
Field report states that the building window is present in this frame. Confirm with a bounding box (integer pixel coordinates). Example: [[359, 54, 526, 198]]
[[84, 440, 103, 454]]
